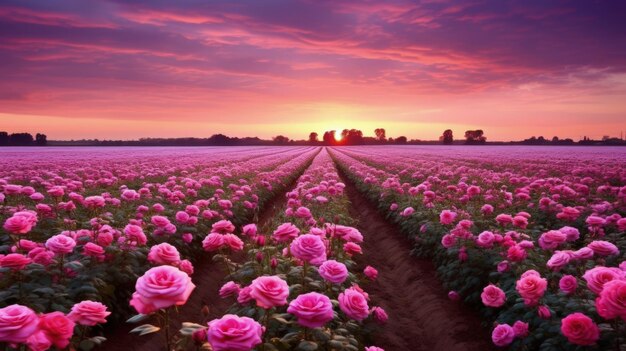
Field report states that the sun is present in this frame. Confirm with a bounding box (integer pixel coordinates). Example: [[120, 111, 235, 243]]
[[334, 131, 343, 141]]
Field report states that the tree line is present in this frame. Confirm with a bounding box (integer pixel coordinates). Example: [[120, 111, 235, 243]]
[[2, 129, 624, 146], [0, 132, 47, 146]]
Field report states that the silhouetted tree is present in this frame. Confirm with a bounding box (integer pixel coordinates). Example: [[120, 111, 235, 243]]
[[464, 130, 486, 144], [273, 135, 290, 144], [308, 132, 319, 143], [374, 128, 386, 142], [441, 129, 453, 144], [207, 134, 232, 145], [9, 133, 34, 146], [322, 130, 336, 145], [35, 133, 47, 146], [341, 129, 364, 145], [552, 136, 559, 143], [0, 132, 8, 146], [395, 136, 407, 144]]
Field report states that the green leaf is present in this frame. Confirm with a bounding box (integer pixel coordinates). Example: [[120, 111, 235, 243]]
[[296, 340, 318, 351], [129, 324, 161, 336], [126, 314, 149, 324]]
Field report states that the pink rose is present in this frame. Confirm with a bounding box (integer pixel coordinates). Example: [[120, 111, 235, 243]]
[[242, 224, 257, 237], [595, 279, 626, 320], [491, 324, 515, 347], [223, 234, 244, 251], [364, 266, 378, 280], [371, 306, 388, 324], [148, 243, 181, 265], [202, 233, 225, 251], [272, 222, 300, 242], [178, 259, 194, 276], [249, 276, 289, 309], [151, 215, 171, 228], [560, 313, 600, 346], [45, 234, 76, 254], [129, 266, 196, 314], [207, 314, 263, 351], [365, 347, 384, 351], [287, 292, 334, 328], [583, 266, 625, 294], [559, 275, 578, 295], [338, 287, 369, 321], [3, 211, 37, 234], [237, 286, 253, 304], [318, 260, 348, 284], [123, 224, 147, 246], [0, 304, 39, 343], [343, 242, 362, 256], [516, 272, 547, 306], [83, 242, 105, 260], [68, 300, 111, 326], [439, 210, 457, 225], [38, 312, 75, 349], [512, 320, 529, 338], [538, 230, 567, 250], [546, 251, 572, 271], [219, 281, 241, 298], [290, 234, 327, 265], [481, 284, 506, 308], [448, 291, 460, 301], [0, 253, 31, 270], [211, 220, 235, 234], [587, 240, 619, 257]]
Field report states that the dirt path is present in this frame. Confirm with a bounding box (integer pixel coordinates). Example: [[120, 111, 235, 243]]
[[105, 164, 312, 350], [339, 171, 495, 351]]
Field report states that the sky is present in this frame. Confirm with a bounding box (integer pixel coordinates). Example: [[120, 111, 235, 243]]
[[0, 0, 625, 141]]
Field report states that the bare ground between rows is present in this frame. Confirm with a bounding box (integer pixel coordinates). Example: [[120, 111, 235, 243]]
[[105, 166, 312, 350], [338, 170, 495, 351]]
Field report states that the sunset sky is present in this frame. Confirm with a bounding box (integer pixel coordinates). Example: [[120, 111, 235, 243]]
[[1, 0, 625, 141]]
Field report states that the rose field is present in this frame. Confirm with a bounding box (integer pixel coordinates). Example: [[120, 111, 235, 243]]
[[1, 145, 625, 351]]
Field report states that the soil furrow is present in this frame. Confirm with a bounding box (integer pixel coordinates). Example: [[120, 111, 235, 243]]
[[338, 167, 495, 351]]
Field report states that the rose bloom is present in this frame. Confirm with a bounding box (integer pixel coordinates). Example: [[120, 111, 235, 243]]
[[559, 275, 578, 295], [45, 234, 76, 255], [339, 287, 370, 321], [507, 245, 527, 262], [67, 300, 111, 326], [207, 314, 263, 351], [123, 224, 147, 246], [491, 324, 515, 347], [583, 266, 625, 294], [516, 272, 547, 306], [365, 347, 385, 351], [237, 286, 253, 304], [0, 304, 39, 344], [223, 234, 244, 251], [38, 312, 75, 349], [512, 320, 529, 338], [249, 276, 289, 309], [371, 306, 388, 324], [343, 242, 362, 256], [318, 260, 349, 284], [538, 230, 567, 250], [202, 233, 225, 252], [3, 211, 38, 234], [546, 251, 572, 271], [287, 292, 334, 328], [0, 253, 31, 270], [178, 259, 194, 276], [242, 223, 257, 237], [219, 281, 241, 298], [272, 222, 300, 242], [364, 266, 378, 280], [26, 331, 51, 351], [560, 313, 600, 346], [481, 284, 506, 308], [290, 234, 327, 265], [587, 240, 619, 257], [148, 243, 181, 265], [448, 291, 461, 301], [439, 210, 457, 225], [595, 279, 626, 320], [211, 220, 235, 234], [130, 265, 196, 314], [83, 242, 105, 260]]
